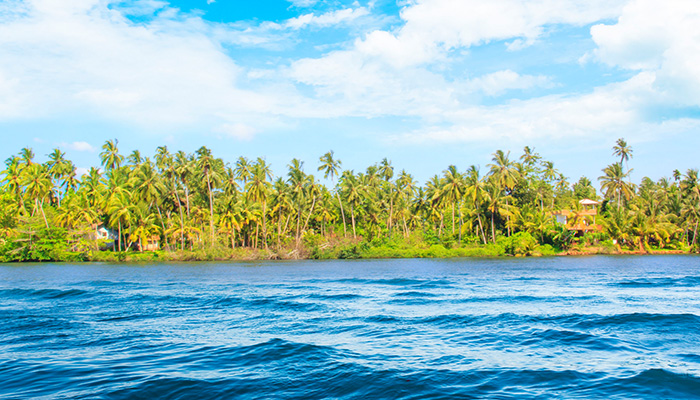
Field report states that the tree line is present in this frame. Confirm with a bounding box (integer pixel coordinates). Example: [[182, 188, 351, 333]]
[[0, 138, 698, 261]]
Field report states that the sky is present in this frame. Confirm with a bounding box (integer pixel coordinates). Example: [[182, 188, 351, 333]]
[[1, 0, 699, 188]]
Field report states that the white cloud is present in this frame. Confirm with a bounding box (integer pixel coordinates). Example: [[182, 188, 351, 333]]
[[394, 72, 655, 144], [0, 0, 276, 135], [285, 8, 369, 30], [287, 0, 319, 7], [60, 141, 96, 152], [591, 0, 700, 106], [214, 123, 257, 141], [467, 70, 551, 97], [75, 167, 89, 177], [349, 0, 628, 67]]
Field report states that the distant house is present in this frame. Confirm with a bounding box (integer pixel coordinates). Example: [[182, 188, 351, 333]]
[[141, 235, 160, 252], [552, 199, 603, 232], [90, 224, 118, 250]]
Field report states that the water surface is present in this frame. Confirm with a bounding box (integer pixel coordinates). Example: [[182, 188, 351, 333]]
[[1, 256, 700, 399]]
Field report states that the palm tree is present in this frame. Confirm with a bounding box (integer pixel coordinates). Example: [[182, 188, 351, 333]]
[[19, 147, 35, 167], [21, 163, 53, 228], [196, 146, 220, 247], [464, 165, 488, 244], [612, 138, 632, 166], [130, 203, 159, 252], [46, 148, 71, 207], [287, 159, 309, 244], [441, 165, 465, 238], [318, 151, 347, 237], [340, 170, 364, 238], [599, 163, 634, 208], [100, 139, 124, 171], [235, 157, 252, 185], [106, 190, 135, 251], [127, 150, 143, 168], [488, 150, 520, 236], [246, 158, 272, 248], [157, 147, 186, 249]]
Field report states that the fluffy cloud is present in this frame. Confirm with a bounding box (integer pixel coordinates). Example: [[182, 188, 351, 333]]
[[355, 0, 628, 67], [60, 141, 96, 152], [467, 70, 551, 97], [0, 0, 275, 132], [591, 0, 700, 105], [284, 8, 370, 30]]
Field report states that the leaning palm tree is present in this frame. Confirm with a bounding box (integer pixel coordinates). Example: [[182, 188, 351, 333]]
[[21, 163, 53, 228], [340, 170, 364, 239]]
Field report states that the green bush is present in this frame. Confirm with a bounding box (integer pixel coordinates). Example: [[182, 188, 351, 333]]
[[501, 232, 538, 256]]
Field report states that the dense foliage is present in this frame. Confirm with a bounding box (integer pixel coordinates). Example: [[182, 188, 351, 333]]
[[0, 139, 697, 261]]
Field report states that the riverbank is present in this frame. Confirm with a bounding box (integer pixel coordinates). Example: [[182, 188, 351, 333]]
[[86, 244, 694, 263]]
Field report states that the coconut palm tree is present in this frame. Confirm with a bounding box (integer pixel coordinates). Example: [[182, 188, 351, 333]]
[[464, 165, 488, 244], [340, 170, 365, 238], [599, 163, 634, 208], [106, 190, 135, 251], [100, 139, 124, 171], [613, 138, 633, 170], [246, 158, 273, 248], [441, 165, 465, 237], [488, 150, 520, 236], [195, 146, 221, 247], [22, 163, 53, 228], [46, 148, 71, 207], [318, 151, 347, 237]]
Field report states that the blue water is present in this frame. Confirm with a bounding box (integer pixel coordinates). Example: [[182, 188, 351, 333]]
[[1, 256, 700, 399]]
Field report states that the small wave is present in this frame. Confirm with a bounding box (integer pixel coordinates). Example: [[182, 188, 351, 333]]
[[612, 276, 700, 288], [304, 293, 365, 301], [1, 288, 94, 299], [583, 368, 700, 399]]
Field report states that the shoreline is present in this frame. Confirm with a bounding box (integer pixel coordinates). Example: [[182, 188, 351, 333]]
[[3, 247, 692, 264]]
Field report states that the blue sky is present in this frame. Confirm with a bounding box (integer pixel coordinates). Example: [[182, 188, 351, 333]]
[[1, 0, 699, 187]]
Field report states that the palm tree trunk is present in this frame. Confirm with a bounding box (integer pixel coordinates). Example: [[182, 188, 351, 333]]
[[206, 173, 214, 247], [491, 212, 496, 243], [262, 201, 268, 249], [118, 221, 122, 252], [452, 202, 455, 235], [277, 208, 282, 249], [476, 211, 487, 244], [296, 206, 302, 245], [389, 199, 394, 235], [336, 192, 347, 237], [38, 199, 49, 229], [302, 196, 318, 234], [173, 180, 185, 250], [458, 204, 463, 245], [351, 204, 356, 238], [156, 206, 169, 251]]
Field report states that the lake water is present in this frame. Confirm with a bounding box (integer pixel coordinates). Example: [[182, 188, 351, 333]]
[[1, 256, 700, 399]]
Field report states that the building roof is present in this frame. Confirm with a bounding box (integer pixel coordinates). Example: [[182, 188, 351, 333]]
[[579, 199, 600, 205]]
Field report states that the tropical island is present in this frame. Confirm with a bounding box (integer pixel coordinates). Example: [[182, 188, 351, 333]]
[[0, 139, 697, 262]]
